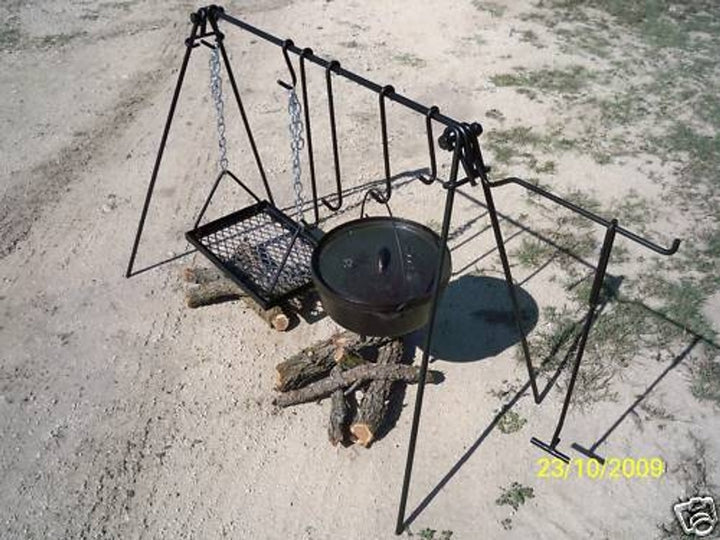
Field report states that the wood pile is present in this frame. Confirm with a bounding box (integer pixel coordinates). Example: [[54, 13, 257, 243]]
[[182, 266, 443, 446]]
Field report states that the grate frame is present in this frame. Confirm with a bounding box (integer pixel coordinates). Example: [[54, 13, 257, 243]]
[[185, 201, 319, 309]]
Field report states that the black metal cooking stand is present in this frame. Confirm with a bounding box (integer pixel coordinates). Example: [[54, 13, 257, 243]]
[[124, 5, 681, 534]]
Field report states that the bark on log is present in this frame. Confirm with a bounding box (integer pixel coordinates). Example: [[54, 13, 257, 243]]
[[350, 338, 403, 447], [273, 364, 443, 407], [183, 267, 290, 331], [185, 280, 244, 307], [328, 366, 349, 446], [274, 331, 356, 391], [182, 266, 224, 284]]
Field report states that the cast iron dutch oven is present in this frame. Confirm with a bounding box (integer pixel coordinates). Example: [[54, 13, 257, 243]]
[[311, 216, 451, 337]]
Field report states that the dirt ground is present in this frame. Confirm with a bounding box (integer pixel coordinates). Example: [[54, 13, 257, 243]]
[[1, 0, 719, 538]]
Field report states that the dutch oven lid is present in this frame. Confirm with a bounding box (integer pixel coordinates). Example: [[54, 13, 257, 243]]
[[312, 217, 449, 308]]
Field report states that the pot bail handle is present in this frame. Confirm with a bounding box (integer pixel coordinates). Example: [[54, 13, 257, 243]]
[[360, 187, 407, 291], [360, 187, 394, 220]]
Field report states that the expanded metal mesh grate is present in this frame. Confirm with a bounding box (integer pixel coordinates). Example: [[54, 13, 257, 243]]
[[186, 201, 318, 309]]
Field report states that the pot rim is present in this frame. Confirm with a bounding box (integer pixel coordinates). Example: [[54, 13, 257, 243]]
[[311, 216, 452, 312]]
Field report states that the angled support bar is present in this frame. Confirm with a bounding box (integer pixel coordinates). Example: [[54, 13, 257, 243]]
[[488, 176, 680, 255], [125, 15, 200, 278], [192, 169, 263, 229]]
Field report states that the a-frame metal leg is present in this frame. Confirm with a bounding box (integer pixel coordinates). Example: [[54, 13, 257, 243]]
[[478, 175, 542, 403], [125, 17, 200, 278], [395, 133, 461, 535]]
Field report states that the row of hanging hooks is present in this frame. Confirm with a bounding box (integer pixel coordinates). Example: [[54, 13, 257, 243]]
[[274, 37, 448, 223]]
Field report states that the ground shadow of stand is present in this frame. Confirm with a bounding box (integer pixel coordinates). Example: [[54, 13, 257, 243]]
[[403, 293, 719, 529], [572, 299, 720, 463], [402, 279, 617, 527], [405, 275, 540, 363], [376, 276, 542, 446]]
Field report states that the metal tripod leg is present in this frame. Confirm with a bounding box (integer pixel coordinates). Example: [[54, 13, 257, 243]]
[[395, 133, 461, 536], [530, 220, 618, 463], [478, 176, 542, 402], [125, 19, 199, 278]]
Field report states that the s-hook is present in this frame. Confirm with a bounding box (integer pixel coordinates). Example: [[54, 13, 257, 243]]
[[321, 60, 344, 211], [367, 85, 395, 204], [417, 106, 440, 185], [277, 39, 297, 90], [299, 47, 320, 225]]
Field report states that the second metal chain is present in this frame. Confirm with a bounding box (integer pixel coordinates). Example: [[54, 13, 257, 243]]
[[209, 46, 229, 172], [287, 87, 305, 222]]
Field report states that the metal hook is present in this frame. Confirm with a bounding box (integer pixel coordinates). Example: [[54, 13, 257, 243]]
[[298, 47, 320, 225], [322, 60, 343, 211], [418, 105, 440, 185], [277, 39, 297, 90], [371, 85, 395, 204]]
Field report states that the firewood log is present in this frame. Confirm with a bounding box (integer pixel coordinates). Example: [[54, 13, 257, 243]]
[[182, 266, 225, 284], [275, 332, 393, 391], [182, 267, 290, 331], [273, 364, 443, 407], [350, 338, 403, 446], [274, 331, 356, 391], [328, 366, 349, 446]]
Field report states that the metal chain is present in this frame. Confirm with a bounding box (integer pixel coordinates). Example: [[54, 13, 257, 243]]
[[209, 46, 229, 172], [287, 87, 305, 222]]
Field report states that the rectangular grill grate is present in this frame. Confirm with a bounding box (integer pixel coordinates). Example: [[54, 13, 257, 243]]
[[186, 201, 319, 309]]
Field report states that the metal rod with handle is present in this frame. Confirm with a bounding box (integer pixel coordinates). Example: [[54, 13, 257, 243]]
[[530, 220, 618, 463]]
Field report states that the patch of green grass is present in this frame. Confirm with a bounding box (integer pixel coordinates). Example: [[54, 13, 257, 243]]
[[640, 276, 716, 338], [513, 238, 553, 268], [491, 65, 596, 95], [613, 191, 654, 229], [472, 0, 507, 17], [536, 160, 556, 174], [501, 517, 513, 530], [519, 29, 542, 47], [462, 34, 487, 47], [498, 410, 528, 434], [79, 11, 100, 21], [698, 369, 720, 413], [485, 124, 578, 170], [638, 400, 676, 421], [35, 32, 86, 49], [555, 26, 615, 57], [0, 10, 23, 51], [406, 528, 453, 540], [393, 53, 426, 68], [496, 482, 535, 511], [0, 26, 22, 49]]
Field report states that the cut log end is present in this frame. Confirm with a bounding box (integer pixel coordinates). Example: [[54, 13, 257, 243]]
[[182, 266, 290, 332], [270, 312, 290, 332], [349, 423, 374, 447]]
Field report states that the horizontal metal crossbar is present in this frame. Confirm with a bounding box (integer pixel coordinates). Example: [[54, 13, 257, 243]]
[[213, 8, 463, 129]]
